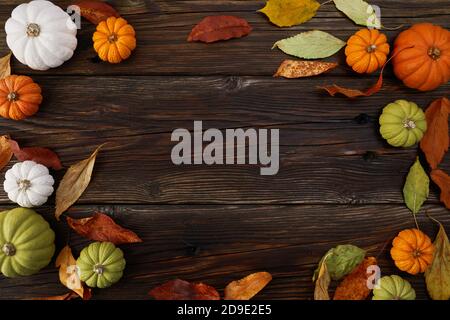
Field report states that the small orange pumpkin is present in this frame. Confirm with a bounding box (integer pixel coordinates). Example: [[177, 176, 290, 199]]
[[345, 29, 390, 74], [393, 23, 450, 91], [0, 75, 42, 120], [390, 228, 434, 275], [93, 17, 136, 64]]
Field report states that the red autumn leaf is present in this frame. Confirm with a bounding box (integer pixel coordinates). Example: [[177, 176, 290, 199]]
[[8, 138, 62, 170], [431, 169, 450, 209], [333, 257, 377, 300], [67, 212, 142, 245], [74, 1, 120, 25], [420, 98, 450, 169], [149, 279, 220, 300], [188, 16, 252, 43]]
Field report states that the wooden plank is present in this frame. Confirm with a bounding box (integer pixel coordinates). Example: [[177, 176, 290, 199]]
[[0, 1, 448, 76], [0, 76, 448, 205], [0, 204, 448, 299]]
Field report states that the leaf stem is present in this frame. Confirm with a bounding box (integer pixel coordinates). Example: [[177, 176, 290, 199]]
[[320, 0, 333, 5]]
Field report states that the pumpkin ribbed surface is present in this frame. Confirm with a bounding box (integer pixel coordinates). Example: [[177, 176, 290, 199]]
[[372, 275, 416, 300]]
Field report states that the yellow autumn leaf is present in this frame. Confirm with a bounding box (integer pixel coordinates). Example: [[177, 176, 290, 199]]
[[55, 245, 86, 299], [0, 135, 13, 171], [259, 0, 320, 27], [224, 272, 272, 300], [0, 52, 12, 79]]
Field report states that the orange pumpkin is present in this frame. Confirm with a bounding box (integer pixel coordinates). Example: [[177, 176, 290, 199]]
[[93, 17, 136, 64], [390, 228, 434, 275], [0, 75, 42, 120], [393, 23, 450, 91], [345, 29, 390, 74]]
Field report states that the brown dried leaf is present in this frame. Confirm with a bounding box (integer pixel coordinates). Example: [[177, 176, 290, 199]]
[[67, 212, 142, 245], [0, 135, 13, 171], [8, 138, 62, 170], [420, 98, 450, 169], [0, 52, 12, 79], [314, 262, 330, 300], [319, 70, 384, 98], [55, 144, 105, 220], [188, 16, 252, 43], [333, 256, 377, 300], [55, 245, 91, 300], [431, 169, 450, 209], [224, 272, 272, 300], [274, 60, 338, 79], [149, 279, 220, 300], [75, 1, 120, 25]]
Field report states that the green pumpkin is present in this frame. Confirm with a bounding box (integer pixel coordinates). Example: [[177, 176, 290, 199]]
[[77, 242, 126, 288], [372, 275, 416, 300], [379, 100, 427, 147], [0, 207, 55, 277]]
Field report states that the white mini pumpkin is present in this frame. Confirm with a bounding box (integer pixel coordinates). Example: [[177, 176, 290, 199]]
[[5, 0, 78, 71], [4, 160, 54, 208]]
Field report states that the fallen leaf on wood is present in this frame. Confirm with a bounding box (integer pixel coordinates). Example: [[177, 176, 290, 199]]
[[224, 272, 272, 300], [333, 0, 381, 29], [314, 261, 330, 300], [55, 245, 91, 300], [425, 222, 450, 300], [333, 256, 377, 300], [420, 97, 450, 169], [259, 0, 320, 27], [149, 279, 220, 300], [67, 212, 142, 245], [30, 292, 79, 300], [8, 138, 62, 170], [274, 60, 338, 78], [431, 169, 450, 209], [0, 52, 12, 79], [0, 135, 12, 171], [403, 157, 429, 215], [188, 16, 252, 43], [74, 1, 120, 25], [55, 144, 105, 220], [273, 30, 345, 59]]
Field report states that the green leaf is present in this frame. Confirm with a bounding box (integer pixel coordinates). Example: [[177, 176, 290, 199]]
[[258, 0, 320, 28], [313, 244, 365, 281], [273, 30, 345, 59], [333, 0, 381, 29], [425, 223, 450, 300], [403, 157, 429, 214]]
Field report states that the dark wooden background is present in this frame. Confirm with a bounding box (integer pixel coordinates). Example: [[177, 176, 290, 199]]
[[0, 0, 449, 300]]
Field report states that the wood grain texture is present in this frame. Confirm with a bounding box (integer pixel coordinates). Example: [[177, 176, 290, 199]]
[[0, 204, 449, 300]]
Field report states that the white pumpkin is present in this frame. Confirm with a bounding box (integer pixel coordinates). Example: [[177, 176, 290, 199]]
[[5, 0, 78, 71], [4, 160, 54, 208]]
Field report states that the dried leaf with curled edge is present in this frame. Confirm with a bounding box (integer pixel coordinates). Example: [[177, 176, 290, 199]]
[[8, 138, 62, 170], [259, 0, 320, 27], [55, 245, 91, 300], [420, 98, 450, 169], [0, 52, 12, 79], [0, 135, 13, 171], [74, 1, 120, 25], [431, 169, 450, 209], [67, 212, 142, 245], [403, 157, 429, 215], [55, 144, 106, 220], [334, 257, 377, 300], [188, 16, 252, 43], [333, 0, 381, 29], [149, 279, 220, 300], [314, 262, 330, 300], [224, 272, 272, 300], [274, 60, 338, 78]]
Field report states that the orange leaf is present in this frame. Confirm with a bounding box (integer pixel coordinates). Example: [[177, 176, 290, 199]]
[[0, 135, 13, 171], [420, 98, 450, 169], [8, 138, 62, 170], [67, 212, 142, 245], [75, 1, 120, 25], [333, 257, 377, 300], [149, 279, 220, 300], [188, 16, 252, 43], [55, 245, 91, 300], [224, 271, 272, 300], [30, 292, 79, 300], [274, 60, 338, 79], [431, 169, 450, 209]]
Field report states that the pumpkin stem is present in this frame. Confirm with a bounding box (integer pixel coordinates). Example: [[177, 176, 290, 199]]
[[403, 119, 416, 129], [412, 249, 422, 258], [367, 44, 377, 53], [7, 92, 19, 102], [18, 179, 31, 191], [108, 33, 118, 43], [428, 47, 441, 60], [26, 23, 41, 37], [93, 264, 105, 275], [2, 243, 16, 256]]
